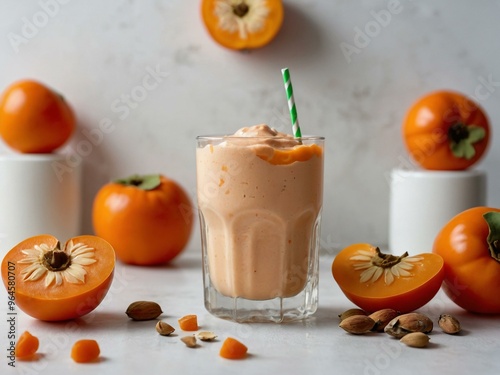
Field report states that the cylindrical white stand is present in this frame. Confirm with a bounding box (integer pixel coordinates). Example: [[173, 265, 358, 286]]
[[0, 154, 82, 255], [389, 168, 486, 254]]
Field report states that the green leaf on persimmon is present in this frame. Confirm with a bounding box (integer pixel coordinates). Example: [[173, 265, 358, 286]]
[[450, 125, 485, 160], [114, 174, 161, 190], [484, 211, 500, 262]]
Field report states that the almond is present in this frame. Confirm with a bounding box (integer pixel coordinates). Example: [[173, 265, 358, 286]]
[[338, 308, 367, 322], [400, 332, 430, 348], [438, 314, 461, 334], [339, 315, 376, 334], [369, 308, 399, 332], [126, 301, 163, 321], [384, 313, 433, 338], [197, 331, 217, 341], [181, 335, 197, 348], [156, 321, 175, 336]]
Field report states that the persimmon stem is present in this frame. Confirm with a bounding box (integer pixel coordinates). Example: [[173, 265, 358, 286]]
[[448, 123, 469, 144], [114, 174, 161, 190], [492, 240, 500, 258], [372, 247, 409, 268], [129, 178, 143, 186], [43, 250, 71, 271]]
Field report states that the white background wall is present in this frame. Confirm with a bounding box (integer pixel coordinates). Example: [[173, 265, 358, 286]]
[[1, 0, 499, 255]]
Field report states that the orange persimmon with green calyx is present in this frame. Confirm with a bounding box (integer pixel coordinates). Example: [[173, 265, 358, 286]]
[[201, 0, 284, 50], [1, 234, 115, 321], [403, 90, 490, 170], [433, 207, 500, 313], [0, 79, 75, 153], [220, 337, 248, 359], [332, 244, 444, 313], [92, 174, 194, 266], [178, 314, 199, 331], [15, 331, 39, 359], [71, 339, 101, 363]]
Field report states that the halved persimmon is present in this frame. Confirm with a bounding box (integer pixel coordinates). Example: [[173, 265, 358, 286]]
[[1, 234, 115, 321], [332, 243, 444, 313], [201, 0, 284, 50]]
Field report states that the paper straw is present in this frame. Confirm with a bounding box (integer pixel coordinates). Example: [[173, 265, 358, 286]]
[[281, 67, 302, 139]]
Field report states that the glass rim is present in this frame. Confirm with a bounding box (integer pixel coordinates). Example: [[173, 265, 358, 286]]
[[196, 135, 325, 141]]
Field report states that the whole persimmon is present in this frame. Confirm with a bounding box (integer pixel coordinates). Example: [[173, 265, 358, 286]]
[[1, 235, 115, 321], [403, 90, 490, 170], [92, 174, 194, 266], [433, 206, 500, 313], [0, 79, 76, 153]]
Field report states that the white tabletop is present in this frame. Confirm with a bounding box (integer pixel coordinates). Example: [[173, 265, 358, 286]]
[[1, 251, 499, 374]]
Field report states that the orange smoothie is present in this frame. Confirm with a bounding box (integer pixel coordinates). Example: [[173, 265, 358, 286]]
[[196, 125, 324, 301]]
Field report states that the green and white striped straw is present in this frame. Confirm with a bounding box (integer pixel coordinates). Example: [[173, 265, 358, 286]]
[[281, 67, 302, 139]]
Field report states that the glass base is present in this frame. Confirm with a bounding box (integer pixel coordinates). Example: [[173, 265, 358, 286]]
[[204, 283, 319, 323]]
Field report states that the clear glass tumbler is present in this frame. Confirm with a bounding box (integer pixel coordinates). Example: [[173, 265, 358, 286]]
[[196, 134, 324, 323]]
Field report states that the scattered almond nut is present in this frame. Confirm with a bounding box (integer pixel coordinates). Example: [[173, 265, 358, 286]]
[[400, 332, 430, 348], [384, 313, 433, 338], [181, 335, 197, 348], [156, 321, 175, 336], [438, 314, 461, 334], [338, 308, 367, 322], [339, 315, 376, 334], [369, 308, 399, 332], [197, 331, 217, 341], [126, 301, 163, 321]]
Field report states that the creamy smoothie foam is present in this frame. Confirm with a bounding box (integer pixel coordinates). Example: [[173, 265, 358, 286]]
[[196, 124, 323, 301]]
